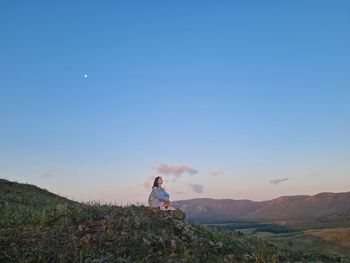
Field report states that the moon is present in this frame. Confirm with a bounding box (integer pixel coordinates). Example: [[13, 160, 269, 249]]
[[84, 74, 88, 78]]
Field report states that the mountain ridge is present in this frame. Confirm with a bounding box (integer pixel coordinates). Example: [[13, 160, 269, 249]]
[[173, 191, 350, 222]]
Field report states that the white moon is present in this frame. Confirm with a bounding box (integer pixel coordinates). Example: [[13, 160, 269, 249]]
[[84, 74, 88, 78]]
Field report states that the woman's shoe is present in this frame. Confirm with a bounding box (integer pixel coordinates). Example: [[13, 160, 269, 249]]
[[166, 206, 176, 211]]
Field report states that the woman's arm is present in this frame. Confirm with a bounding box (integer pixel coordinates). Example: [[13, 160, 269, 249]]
[[149, 188, 163, 201], [159, 188, 170, 201], [151, 187, 169, 201]]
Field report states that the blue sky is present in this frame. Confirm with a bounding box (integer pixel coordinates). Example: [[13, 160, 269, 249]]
[[1, 1, 349, 203]]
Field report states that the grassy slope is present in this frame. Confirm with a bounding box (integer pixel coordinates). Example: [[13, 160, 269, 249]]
[[307, 228, 350, 251], [256, 230, 350, 259], [0, 178, 80, 226], [0, 179, 349, 263]]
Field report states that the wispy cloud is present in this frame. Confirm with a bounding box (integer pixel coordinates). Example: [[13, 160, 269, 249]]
[[143, 176, 154, 190], [270, 178, 289, 185], [189, 183, 204, 194], [155, 163, 198, 180], [210, 171, 223, 176]]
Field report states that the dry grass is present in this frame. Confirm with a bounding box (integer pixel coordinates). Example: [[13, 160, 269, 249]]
[[308, 227, 350, 249]]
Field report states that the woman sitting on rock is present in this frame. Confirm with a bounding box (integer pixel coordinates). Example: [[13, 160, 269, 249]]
[[148, 176, 176, 211]]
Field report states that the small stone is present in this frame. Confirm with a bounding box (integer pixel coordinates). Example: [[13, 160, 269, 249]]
[[159, 237, 165, 245], [143, 238, 151, 245], [216, 241, 223, 248], [224, 254, 235, 262], [170, 239, 176, 249], [243, 254, 253, 261], [80, 234, 92, 245]]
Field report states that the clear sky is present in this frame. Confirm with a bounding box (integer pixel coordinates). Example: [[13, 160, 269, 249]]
[[1, 1, 349, 204]]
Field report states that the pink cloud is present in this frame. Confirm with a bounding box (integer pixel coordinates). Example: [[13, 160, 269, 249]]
[[154, 163, 198, 180], [210, 171, 223, 176], [143, 176, 154, 190]]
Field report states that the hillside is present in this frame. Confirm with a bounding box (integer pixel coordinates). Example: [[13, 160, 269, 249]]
[[173, 198, 268, 222], [173, 191, 350, 222], [247, 192, 350, 220], [0, 178, 75, 205], [1, 179, 349, 262]]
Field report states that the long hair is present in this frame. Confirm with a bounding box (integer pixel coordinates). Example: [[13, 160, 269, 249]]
[[152, 176, 162, 188]]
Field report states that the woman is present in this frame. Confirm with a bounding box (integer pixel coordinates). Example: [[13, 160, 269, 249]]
[[148, 176, 176, 211]]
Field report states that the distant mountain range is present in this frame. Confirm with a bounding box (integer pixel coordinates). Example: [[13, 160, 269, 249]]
[[173, 191, 350, 223]]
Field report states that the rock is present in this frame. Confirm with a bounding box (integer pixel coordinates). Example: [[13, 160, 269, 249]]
[[170, 239, 176, 250], [224, 254, 236, 262], [78, 224, 84, 231], [172, 209, 185, 221], [159, 236, 165, 245], [174, 220, 185, 230], [80, 234, 92, 245], [143, 238, 151, 246], [243, 254, 254, 261]]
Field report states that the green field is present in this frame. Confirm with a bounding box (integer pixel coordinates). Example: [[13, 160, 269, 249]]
[[207, 220, 350, 260]]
